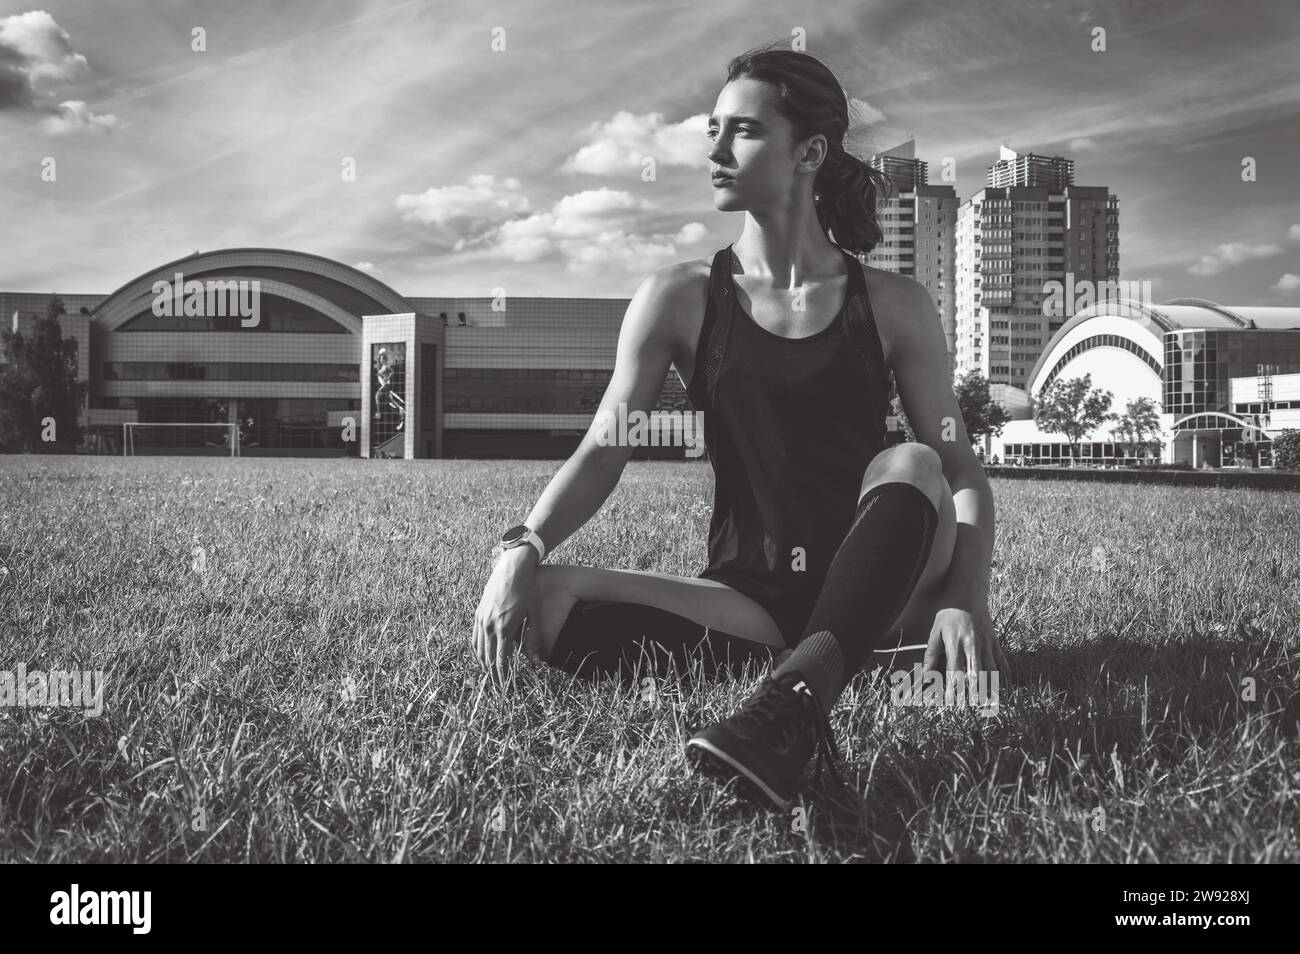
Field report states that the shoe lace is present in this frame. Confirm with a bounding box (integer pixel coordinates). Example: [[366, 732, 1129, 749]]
[[731, 671, 845, 788]]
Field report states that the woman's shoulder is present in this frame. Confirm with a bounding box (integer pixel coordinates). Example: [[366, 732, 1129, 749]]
[[858, 262, 926, 313], [635, 255, 715, 322], [857, 264, 934, 366], [652, 254, 714, 295]]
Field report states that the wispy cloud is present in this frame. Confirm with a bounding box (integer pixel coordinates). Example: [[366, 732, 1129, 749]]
[[1188, 243, 1284, 277]]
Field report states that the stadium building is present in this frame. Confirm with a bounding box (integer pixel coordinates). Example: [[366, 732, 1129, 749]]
[[986, 299, 1300, 467], [1, 248, 695, 459]]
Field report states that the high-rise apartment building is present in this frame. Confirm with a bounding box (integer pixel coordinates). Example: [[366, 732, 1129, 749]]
[[955, 145, 1119, 388], [866, 139, 958, 373]]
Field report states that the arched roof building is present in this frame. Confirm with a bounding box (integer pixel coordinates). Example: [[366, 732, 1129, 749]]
[[1, 248, 653, 459], [991, 299, 1300, 467]]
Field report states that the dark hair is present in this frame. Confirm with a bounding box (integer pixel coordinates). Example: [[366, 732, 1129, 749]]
[[724, 45, 892, 257]]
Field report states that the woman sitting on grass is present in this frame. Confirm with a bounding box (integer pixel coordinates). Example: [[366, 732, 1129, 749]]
[[473, 45, 1008, 811]]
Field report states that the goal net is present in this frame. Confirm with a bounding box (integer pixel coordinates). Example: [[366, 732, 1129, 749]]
[[123, 422, 241, 456]]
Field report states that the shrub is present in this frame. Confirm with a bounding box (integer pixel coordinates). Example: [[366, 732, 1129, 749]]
[[1272, 429, 1300, 471]]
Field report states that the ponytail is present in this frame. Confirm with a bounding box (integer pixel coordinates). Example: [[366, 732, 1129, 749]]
[[815, 146, 893, 257]]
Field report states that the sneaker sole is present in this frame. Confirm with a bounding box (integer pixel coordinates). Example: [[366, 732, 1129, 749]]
[[685, 737, 793, 812]]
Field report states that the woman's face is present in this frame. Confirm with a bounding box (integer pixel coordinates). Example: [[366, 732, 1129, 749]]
[[707, 78, 822, 212]]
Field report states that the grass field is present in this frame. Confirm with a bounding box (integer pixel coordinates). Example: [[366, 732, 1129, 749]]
[[1, 455, 1297, 863]]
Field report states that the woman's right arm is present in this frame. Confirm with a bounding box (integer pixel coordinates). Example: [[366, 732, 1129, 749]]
[[473, 263, 694, 685]]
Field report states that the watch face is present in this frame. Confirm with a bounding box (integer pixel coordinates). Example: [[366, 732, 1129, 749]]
[[500, 525, 529, 545]]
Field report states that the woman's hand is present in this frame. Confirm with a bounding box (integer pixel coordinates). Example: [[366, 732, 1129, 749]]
[[922, 599, 1009, 682], [472, 550, 541, 689]]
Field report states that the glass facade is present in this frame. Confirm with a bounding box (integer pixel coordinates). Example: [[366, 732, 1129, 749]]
[[1003, 441, 1121, 464], [239, 398, 359, 451], [103, 362, 358, 382], [369, 342, 407, 457], [445, 367, 686, 413], [89, 396, 360, 452], [1163, 330, 1220, 415], [1164, 330, 1300, 417]]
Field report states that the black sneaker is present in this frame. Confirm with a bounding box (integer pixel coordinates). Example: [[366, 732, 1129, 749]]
[[685, 670, 844, 811]]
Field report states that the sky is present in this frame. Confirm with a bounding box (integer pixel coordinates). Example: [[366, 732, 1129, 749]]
[[1, 0, 1298, 304]]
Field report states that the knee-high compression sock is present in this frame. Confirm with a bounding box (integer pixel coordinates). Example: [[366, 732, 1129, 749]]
[[773, 480, 939, 715], [549, 599, 780, 682]]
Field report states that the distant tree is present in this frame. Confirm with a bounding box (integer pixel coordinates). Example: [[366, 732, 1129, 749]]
[[1109, 395, 1164, 463], [0, 297, 86, 453], [1273, 429, 1300, 471], [1033, 373, 1115, 466], [890, 371, 1010, 448], [889, 391, 916, 442], [0, 360, 37, 452], [954, 370, 1011, 445]]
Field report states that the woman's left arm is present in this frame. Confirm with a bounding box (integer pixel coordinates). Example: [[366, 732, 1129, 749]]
[[878, 277, 1009, 678]]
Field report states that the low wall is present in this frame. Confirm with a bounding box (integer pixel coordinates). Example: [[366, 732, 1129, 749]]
[[983, 464, 1300, 491]]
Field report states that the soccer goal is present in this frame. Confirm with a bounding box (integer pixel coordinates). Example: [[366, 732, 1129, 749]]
[[123, 422, 241, 457]]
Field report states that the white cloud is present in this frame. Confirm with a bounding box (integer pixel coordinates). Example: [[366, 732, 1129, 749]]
[[399, 174, 709, 275], [1288, 224, 1300, 241], [395, 174, 532, 229], [492, 187, 654, 261], [848, 97, 886, 127], [676, 221, 707, 244], [41, 100, 116, 135], [471, 185, 707, 274], [1069, 137, 1097, 151], [0, 12, 99, 120], [0, 11, 90, 91], [1187, 242, 1283, 276], [1272, 273, 1300, 293], [563, 111, 710, 176], [354, 261, 383, 278], [561, 222, 710, 276], [548, 189, 650, 235]]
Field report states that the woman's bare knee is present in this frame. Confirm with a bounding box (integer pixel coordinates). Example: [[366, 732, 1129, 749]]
[[860, 442, 946, 511], [526, 564, 584, 660]]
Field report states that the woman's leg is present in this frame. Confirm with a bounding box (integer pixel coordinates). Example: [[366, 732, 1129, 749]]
[[523, 442, 956, 686], [523, 565, 788, 678], [770, 441, 958, 712], [684, 442, 961, 809], [863, 442, 959, 666], [543, 598, 781, 681]]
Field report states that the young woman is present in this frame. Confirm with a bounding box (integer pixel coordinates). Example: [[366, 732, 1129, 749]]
[[473, 46, 1008, 810]]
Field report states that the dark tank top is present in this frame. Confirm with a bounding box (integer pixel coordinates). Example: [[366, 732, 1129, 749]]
[[685, 243, 894, 638]]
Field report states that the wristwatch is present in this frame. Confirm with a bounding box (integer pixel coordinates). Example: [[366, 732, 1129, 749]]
[[496, 524, 547, 562]]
